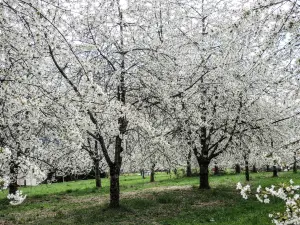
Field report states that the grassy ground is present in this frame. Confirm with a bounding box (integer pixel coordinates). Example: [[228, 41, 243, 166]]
[[0, 171, 298, 225]]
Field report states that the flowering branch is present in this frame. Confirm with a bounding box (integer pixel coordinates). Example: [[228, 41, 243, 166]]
[[237, 180, 300, 225]]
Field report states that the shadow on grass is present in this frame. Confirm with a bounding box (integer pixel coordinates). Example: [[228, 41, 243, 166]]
[[29, 188, 240, 225], [28, 188, 271, 225], [0, 198, 10, 211], [1, 173, 296, 225], [0, 185, 287, 225], [24, 186, 110, 200]]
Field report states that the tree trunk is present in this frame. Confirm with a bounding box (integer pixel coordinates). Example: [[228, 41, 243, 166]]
[[93, 140, 102, 188], [214, 165, 219, 175], [107, 5, 127, 208], [42, 168, 56, 184], [150, 163, 155, 182], [94, 159, 101, 188], [8, 182, 18, 195], [293, 152, 297, 173], [109, 165, 120, 208], [9, 160, 18, 194], [141, 169, 145, 179], [252, 164, 257, 173], [199, 160, 210, 189], [245, 160, 249, 181], [272, 165, 278, 177], [186, 150, 192, 177], [173, 168, 177, 175], [235, 164, 241, 174]]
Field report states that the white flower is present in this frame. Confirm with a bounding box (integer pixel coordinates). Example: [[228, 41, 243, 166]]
[[237, 183, 251, 200], [236, 182, 242, 190], [256, 194, 263, 203], [257, 185, 261, 193]]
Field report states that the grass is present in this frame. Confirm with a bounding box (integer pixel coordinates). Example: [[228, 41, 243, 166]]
[[0, 171, 298, 224]]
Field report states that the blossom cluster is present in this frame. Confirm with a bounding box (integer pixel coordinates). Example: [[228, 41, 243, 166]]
[[0, 147, 27, 205], [237, 180, 300, 225], [236, 182, 251, 199], [0, 176, 9, 190], [7, 190, 27, 206]]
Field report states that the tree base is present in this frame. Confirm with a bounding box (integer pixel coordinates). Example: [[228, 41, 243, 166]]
[[199, 185, 211, 189]]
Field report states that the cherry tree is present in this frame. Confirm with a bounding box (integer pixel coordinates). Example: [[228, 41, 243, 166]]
[[2, 0, 171, 207], [1, 0, 299, 209]]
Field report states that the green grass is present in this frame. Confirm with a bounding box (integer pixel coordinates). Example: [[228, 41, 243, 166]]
[[0, 171, 298, 224]]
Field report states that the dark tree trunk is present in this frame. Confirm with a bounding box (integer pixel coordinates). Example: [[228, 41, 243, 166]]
[[273, 165, 278, 177], [186, 150, 192, 177], [94, 159, 102, 188], [173, 168, 177, 175], [235, 164, 241, 174], [252, 164, 257, 173], [293, 152, 297, 173], [94, 140, 102, 188], [150, 163, 155, 182], [8, 182, 18, 195], [141, 169, 145, 179], [266, 165, 270, 172], [245, 160, 249, 181], [109, 165, 120, 208], [214, 165, 219, 175], [186, 163, 192, 177], [108, 133, 124, 208], [42, 168, 56, 184], [9, 160, 18, 194], [199, 159, 210, 189]]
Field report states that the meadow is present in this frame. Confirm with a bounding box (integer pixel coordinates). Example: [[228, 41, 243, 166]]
[[0, 171, 298, 225]]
